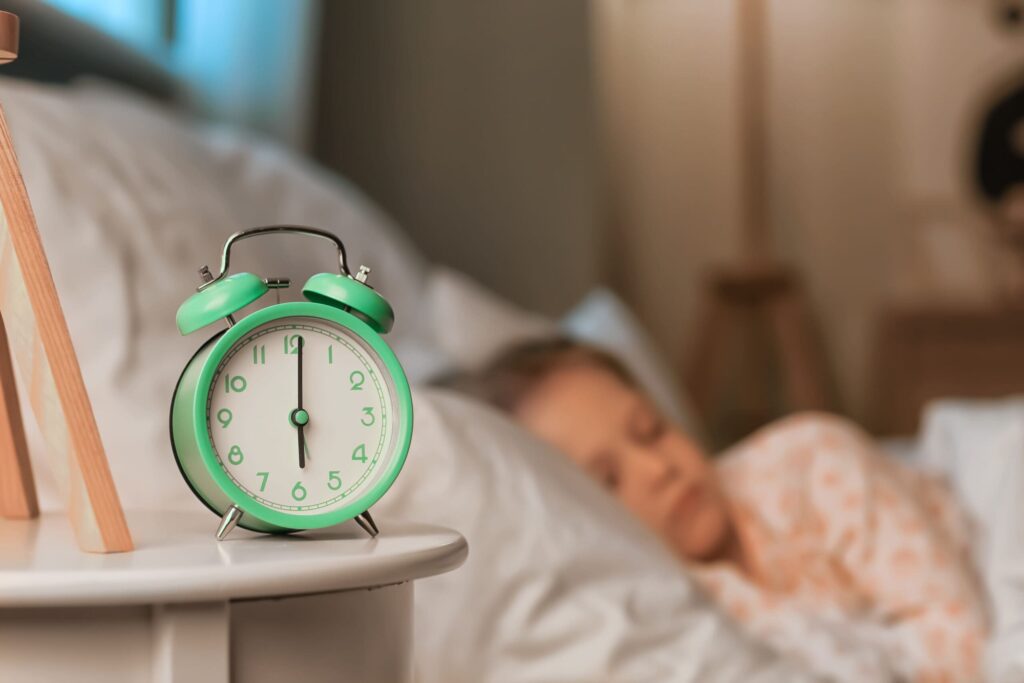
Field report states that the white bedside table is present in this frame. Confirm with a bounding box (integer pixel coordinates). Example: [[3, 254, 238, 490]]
[[0, 510, 467, 683]]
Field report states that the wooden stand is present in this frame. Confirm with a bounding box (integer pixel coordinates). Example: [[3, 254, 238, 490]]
[[682, 0, 830, 440], [685, 263, 829, 438], [0, 11, 131, 552]]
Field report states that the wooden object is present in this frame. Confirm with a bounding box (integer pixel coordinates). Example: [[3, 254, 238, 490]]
[[0, 310, 34, 519], [686, 264, 829, 440], [682, 0, 830, 441], [0, 10, 131, 552], [869, 305, 1024, 435]]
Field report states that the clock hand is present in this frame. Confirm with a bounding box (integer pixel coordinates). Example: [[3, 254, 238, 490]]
[[290, 407, 310, 466], [297, 336, 305, 469]]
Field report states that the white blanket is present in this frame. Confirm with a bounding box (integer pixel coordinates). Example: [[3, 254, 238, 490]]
[[379, 390, 818, 683], [920, 399, 1024, 683]]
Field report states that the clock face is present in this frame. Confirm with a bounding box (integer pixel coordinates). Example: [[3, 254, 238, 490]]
[[206, 316, 399, 516]]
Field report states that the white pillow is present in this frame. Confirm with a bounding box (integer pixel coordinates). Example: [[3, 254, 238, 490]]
[[425, 271, 704, 436], [425, 266, 556, 371], [0, 76, 432, 510], [562, 288, 704, 441], [376, 388, 816, 683]]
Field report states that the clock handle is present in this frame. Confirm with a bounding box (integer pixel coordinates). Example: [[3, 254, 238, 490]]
[[200, 225, 353, 293]]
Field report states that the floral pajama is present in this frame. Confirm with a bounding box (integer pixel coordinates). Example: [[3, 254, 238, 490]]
[[692, 414, 987, 683]]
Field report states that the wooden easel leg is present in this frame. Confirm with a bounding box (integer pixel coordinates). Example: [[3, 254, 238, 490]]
[[684, 289, 734, 422], [0, 309, 36, 518], [770, 285, 829, 412]]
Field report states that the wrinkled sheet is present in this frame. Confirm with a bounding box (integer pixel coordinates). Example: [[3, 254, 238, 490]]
[[920, 399, 1024, 683], [378, 390, 820, 683]]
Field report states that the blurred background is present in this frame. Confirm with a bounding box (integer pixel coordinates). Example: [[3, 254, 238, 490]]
[[34, 0, 1024, 447]]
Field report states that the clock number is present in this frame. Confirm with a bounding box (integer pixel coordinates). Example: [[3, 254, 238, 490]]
[[291, 481, 307, 501], [361, 407, 375, 426], [350, 370, 365, 391], [327, 471, 342, 490], [252, 345, 266, 365], [351, 443, 367, 463], [227, 445, 244, 465], [216, 408, 232, 428], [224, 374, 247, 393], [256, 471, 269, 492], [328, 345, 333, 365], [284, 334, 304, 354]]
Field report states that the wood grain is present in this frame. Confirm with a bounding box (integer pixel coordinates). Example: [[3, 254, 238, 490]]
[[0, 104, 131, 552], [0, 308, 35, 518]]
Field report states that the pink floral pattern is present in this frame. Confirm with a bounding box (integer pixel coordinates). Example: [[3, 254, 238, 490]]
[[692, 413, 987, 683]]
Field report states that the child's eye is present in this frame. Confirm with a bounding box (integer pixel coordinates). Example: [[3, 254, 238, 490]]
[[592, 459, 620, 490], [631, 410, 667, 445]]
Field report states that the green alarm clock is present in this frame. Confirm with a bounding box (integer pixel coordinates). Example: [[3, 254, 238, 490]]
[[170, 225, 413, 540]]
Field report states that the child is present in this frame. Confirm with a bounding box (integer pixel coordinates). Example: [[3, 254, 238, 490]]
[[461, 338, 988, 683]]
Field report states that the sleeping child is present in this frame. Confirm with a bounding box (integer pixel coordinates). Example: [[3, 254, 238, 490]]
[[457, 338, 988, 683]]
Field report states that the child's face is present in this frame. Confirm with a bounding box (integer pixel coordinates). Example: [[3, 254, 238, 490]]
[[514, 363, 732, 562]]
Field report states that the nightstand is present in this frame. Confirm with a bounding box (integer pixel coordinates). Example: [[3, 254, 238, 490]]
[[869, 305, 1024, 434], [0, 510, 467, 683]]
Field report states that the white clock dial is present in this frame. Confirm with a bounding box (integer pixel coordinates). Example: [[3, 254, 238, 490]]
[[207, 317, 398, 515]]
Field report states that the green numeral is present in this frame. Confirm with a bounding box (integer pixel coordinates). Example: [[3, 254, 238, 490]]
[[216, 408, 232, 428], [351, 443, 367, 463], [328, 345, 333, 365], [227, 445, 244, 465], [327, 470, 342, 490], [224, 374, 247, 393], [252, 345, 266, 365], [256, 471, 269, 492], [361, 407, 375, 426], [291, 481, 307, 501], [284, 334, 304, 354], [350, 370, 365, 391]]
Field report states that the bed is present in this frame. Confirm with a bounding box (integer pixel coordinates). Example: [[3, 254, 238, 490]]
[[3, 4, 1024, 682]]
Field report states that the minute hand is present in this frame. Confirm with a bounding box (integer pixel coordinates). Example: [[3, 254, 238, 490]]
[[297, 337, 305, 468]]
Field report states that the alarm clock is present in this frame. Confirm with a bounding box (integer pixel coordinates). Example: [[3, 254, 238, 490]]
[[170, 225, 413, 540]]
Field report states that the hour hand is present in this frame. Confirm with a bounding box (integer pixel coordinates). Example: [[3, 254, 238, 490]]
[[291, 408, 310, 468]]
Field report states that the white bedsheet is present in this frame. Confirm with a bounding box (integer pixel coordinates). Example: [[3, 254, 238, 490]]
[[920, 399, 1024, 683], [379, 390, 819, 683]]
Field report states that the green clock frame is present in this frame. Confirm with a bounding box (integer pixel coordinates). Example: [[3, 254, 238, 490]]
[[170, 301, 413, 533]]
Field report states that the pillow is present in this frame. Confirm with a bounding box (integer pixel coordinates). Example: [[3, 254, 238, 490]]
[[425, 266, 556, 372], [0, 76, 432, 510], [375, 388, 817, 683], [425, 271, 704, 437], [562, 288, 705, 441]]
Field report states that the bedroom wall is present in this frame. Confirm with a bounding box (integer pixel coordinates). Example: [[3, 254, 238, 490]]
[[593, 0, 903, 422], [313, 1, 993, 425], [312, 0, 604, 316]]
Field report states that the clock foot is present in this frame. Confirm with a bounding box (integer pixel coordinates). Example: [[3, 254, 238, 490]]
[[354, 510, 379, 538], [216, 505, 243, 541]]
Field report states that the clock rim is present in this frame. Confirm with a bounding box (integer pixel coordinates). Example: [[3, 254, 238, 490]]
[[177, 301, 413, 530]]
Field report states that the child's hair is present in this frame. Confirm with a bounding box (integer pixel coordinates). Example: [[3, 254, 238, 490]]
[[451, 337, 636, 413]]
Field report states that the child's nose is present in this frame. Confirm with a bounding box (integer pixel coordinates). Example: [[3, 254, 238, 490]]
[[636, 446, 682, 489]]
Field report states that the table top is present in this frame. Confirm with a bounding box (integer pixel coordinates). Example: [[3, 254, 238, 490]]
[[0, 510, 467, 607]]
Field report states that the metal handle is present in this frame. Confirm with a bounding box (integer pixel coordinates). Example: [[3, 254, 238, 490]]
[[199, 225, 351, 290]]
